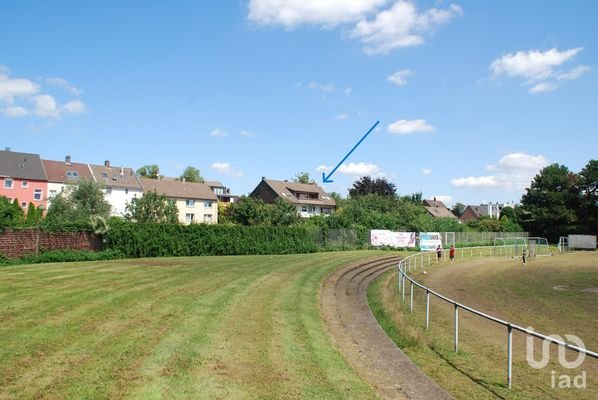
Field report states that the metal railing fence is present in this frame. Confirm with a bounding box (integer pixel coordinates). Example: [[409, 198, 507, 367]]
[[396, 247, 597, 389]]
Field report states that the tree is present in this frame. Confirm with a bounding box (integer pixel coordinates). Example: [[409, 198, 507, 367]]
[[124, 190, 179, 223], [0, 196, 24, 228], [136, 164, 160, 179], [577, 159, 598, 234], [293, 172, 314, 184], [451, 202, 466, 218], [25, 202, 43, 225], [270, 198, 300, 226], [226, 196, 271, 226], [179, 166, 204, 183], [45, 180, 111, 228], [519, 163, 579, 241], [349, 176, 397, 198]]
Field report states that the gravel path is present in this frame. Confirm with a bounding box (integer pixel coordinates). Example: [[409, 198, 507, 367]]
[[320, 256, 452, 400]]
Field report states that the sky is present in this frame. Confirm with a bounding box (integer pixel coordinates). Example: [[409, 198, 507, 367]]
[[1, 0, 597, 206]]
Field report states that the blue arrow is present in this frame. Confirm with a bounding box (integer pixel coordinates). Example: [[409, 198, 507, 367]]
[[322, 120, 380, 183]]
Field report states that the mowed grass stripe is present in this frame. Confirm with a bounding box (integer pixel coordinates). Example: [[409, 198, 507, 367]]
[[1, 252, 384, 399]]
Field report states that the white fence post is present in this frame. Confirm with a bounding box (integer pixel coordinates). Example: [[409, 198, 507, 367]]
[[454, 304, 459, 352]]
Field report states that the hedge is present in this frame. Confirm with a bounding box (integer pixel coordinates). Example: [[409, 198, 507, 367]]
[[104, 221, 319, 258]]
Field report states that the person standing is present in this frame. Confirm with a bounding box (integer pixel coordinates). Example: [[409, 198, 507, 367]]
[[436, 245, 443, 262], [449, 245, 456, 263], [522, 248, 527, 266]]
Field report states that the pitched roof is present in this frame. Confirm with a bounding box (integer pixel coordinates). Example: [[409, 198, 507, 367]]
[[423, 198, 457, 218], [42, 159, 94, 183], [259, 179, 336, 206], [88, 164, 143, 190], [0, 150, 47, 180], [139, 178, 218, 200], [204, 180, 225, 188]]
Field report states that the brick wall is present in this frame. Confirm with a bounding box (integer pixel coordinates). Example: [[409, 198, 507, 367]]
[[0, 229, 102, 258]]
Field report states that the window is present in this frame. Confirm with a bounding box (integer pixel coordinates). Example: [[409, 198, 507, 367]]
[[203, 214, 213, 223], [105, 187, 112, 195], [301, 206, 308, 213], [204, 200, 213, 208], [21, 180, 28, 188], [49, 190, 57, 198], [34, 189, 42, 201], [101, 172, 108, 178], [321, 207, 331, 214], [185, 213, 195, 223], [4, 178, 13, 189], [125, 188, 129, 195], [66, 171, 79, 180], [186, 199, 195, 207], [21, 202, 27, 208], [213, 187, 224, 195]]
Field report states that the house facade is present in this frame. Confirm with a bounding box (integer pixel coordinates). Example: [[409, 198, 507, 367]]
[[139, 178, 219, 224], [89, 160, 143, 217], [423, 198, 457, 219], [461, 203, 510, 222], [204, 180, 239, 206], [42, 156, 95, 207], [0, 149, 48, 212], [250, 178, 336, 217]]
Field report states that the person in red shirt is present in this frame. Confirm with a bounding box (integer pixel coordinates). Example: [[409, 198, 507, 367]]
[[449, 245, 456, 263]]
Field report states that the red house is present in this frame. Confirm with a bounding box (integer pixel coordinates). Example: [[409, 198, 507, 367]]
[[0, 149, 48, 212]]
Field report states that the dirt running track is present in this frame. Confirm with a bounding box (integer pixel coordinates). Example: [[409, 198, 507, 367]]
[[321, 256, 452, 400]]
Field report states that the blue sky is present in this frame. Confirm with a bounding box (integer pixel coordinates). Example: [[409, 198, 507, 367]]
[[1, 1, 596, 206]]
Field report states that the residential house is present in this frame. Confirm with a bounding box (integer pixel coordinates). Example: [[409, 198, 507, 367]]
[[204, 180, 239, 205], [460, 203, 509, 222], [250, 177, 336, 218], [42, 156, 95, 207], [423, 198, 457, 219], [139, 178, 219, 224], [0, 148, 48, 211], [89, 160, 143, 217]]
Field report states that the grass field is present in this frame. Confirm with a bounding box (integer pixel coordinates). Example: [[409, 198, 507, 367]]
[[369, 251, 598, 400], [0, 251, 391, 400]]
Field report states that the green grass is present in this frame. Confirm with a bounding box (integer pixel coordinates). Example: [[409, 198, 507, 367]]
[[0, 251, 387, 400], [369, 252, 598, 400]]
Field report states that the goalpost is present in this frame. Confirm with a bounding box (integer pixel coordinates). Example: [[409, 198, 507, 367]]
[[493, 237, 550, 258]]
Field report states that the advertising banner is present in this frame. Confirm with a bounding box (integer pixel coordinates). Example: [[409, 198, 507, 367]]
[[419, 232, 442, 252], [370, 230, 416, 248]]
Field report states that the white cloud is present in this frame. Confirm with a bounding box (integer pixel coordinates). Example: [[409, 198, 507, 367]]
[[556, 65, 591, 81], [317, 162, 382, 177], [335, 113, 349, 120], [247, 0, 386, 28], [490, 47, 588, 93], [388, 119, 435, 134], [3, 106, 29, 118], [306, 81, 335, 93], [46, 77, 82, 96], [529, 82, 557, 94], [209, 128, 227, 137], [0, 72, 40, 103], [211, 162, 244, 178], [350, 1, 462, 54], [421, 168, 432, 175], [344, 87, 352, 96], [240, 130, 252, 136], [63, 100, 86, 114], [31, 94, 60, 118], [387, 68, 414, 85], [451, 153, 548, 191]]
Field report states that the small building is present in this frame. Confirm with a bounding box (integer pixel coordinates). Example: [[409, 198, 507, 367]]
[[461, 203, 506, 222], [250, 177, 336, 218], [42, 156, 95, 207], [139, 178, 219, 224], [88, 160, 143, 217], [423, 198, 457, 219], [0, 148, 48, 212], [204, 180, 239, 205]]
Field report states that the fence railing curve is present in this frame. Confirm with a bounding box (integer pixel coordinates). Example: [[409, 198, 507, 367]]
[[396, 247, 598, 389]]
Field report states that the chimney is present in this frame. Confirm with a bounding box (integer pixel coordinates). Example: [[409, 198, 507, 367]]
[[105, 160, 110, 168], [262, 176, 266, 181], [65, 155, 71, 165]]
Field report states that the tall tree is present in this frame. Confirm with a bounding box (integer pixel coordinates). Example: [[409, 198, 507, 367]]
[[270, 198, 300, 226], [451, 202, 466, 218], [577, 159, 598, 233], [519, 163, 578, 241], [136, 164, 160, 179], [45, 180, 111, 226], [179, 166, 204, 183], [0, 196, 25, 228], [349, 176, 396, 198], [293, 172, 314, 184], [125, 190, 179, 223]]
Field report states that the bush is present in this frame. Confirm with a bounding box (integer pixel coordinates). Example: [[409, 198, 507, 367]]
[[0, 249, 125, 266], [104, 220, 319, 258]]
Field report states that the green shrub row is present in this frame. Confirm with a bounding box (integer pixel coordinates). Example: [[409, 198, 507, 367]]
[[103, 221, 319, 257], [0, 249, 125, 266]]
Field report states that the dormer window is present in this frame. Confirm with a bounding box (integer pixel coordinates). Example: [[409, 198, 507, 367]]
[[66, 171, 79, 180]]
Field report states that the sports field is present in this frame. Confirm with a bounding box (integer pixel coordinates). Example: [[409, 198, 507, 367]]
[[0, 251, 389, 400], [370, 251, 598, 400]]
